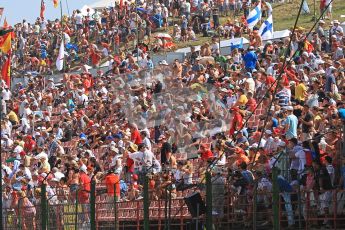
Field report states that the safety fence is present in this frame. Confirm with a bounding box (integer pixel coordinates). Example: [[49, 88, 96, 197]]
[[3, 181, 345, 230]]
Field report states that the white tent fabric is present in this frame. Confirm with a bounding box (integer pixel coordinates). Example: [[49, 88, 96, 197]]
[[262, 29, 290, 41], [175, 37, 250, 54], [88, 0, 119, 9], [80, 5, 95, 16]]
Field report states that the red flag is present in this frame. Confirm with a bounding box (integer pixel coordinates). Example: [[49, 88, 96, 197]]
[[3, 18, 8, 28], [53, 0, 58, 8], [40, 0, 46, 19], [1, 54, 11, 88]]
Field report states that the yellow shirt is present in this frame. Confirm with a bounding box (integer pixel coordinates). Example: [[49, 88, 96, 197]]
[[40, 160, 51, 173], [295, 83, 307, 101], [7, 111, 19, 123], [237, 94, 248, 106]]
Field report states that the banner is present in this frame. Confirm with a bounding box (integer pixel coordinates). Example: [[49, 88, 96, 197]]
[[1, 54, 11, 87]]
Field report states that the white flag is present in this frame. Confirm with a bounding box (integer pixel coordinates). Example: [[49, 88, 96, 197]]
[[56, 39, 64, 71], [259, 15, 274, 40], [246, 3, 262, 29]]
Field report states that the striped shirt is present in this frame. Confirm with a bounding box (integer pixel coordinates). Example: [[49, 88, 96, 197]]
[[275, 89, 290, 107]]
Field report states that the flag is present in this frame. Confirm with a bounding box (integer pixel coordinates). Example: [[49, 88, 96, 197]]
[[304, 40, 314, 53], [0, 8, 4, 17], [0, 28, 13, 36], [246, 2, 262, 29], [1, 54, 11, 87], [3, 18, 8, 28], [53, 0, 58, 8], [40, 0, 46, 19], [230, 38, 243, 51], [56, 39, 64, 71], [259, 15, 273, 40], [0, 32, 11, 54]]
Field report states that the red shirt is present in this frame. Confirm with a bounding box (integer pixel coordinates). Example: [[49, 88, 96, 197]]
[[265, 75, 276, 89], [78, 172, 91, 203], [246, 98, 257, 112], [104, 174, 120, 197], [131, 129, 142, 145], [229, 112, 243, 136], [24, 139, 36, 152], [83, 78, 91, 94], [200, 149, 214, 161]]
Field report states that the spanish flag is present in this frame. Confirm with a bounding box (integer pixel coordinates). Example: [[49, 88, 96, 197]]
[[1, 54, 11, 88], [53, 0, 58, 8], [0, 32, 11, 54]]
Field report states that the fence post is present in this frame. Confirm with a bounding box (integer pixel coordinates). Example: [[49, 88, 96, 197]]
[[41, 183, 48, 230], [272, 167, 279, 230], [164, 186, 168, 229], [114, 183, 118, 230], [18, 198, 22, 230], [75, 190, 78, 230], [297, 180, 302, 230], [143, 175, 150, 230], [252, 181, 258, 230], [90, 180, 96, 230], [205, 171, 212, 230]]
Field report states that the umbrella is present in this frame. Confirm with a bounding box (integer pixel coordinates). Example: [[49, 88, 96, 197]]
[[154, 33, 172, 40]]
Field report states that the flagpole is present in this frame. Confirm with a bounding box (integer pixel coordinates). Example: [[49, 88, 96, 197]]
[[65, 0, 70, 17], [60, 0, 64, 72]]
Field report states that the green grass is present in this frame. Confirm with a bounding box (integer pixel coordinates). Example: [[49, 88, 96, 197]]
[[272, 0, 345, 30], [167, 0, 345, 50]]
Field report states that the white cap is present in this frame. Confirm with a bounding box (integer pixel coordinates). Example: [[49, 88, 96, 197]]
[[80, 164, 88, 173], [250, 143, 258, 149], [284, 106, 294, 111], [159, 60, 169, 66], [265, 130, 272, 135]]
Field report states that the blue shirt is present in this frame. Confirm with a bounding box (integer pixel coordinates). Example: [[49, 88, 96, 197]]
[[285, 114, 298, 139], [339, 108, 345, 120], [325, 74, 335, 92], [272, 118, 279, 128], [243, 51, 257, 70], [147, 60, 154, 70]]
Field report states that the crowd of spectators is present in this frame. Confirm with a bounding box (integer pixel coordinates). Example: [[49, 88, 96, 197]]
[[1, 0, 345, 229]]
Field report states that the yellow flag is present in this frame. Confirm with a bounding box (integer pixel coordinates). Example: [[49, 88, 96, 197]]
[[0, 33, 11, 54]]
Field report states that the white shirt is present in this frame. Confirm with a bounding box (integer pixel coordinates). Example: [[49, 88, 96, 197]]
[[129, 149, 155, 170], [142, 137, 152, 151], [78, 94, 88, 105], [295, 149, 306, 175], [245, 77, 255, 93], [2, 89, 11, 101], [75, 13, 83, 25]]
